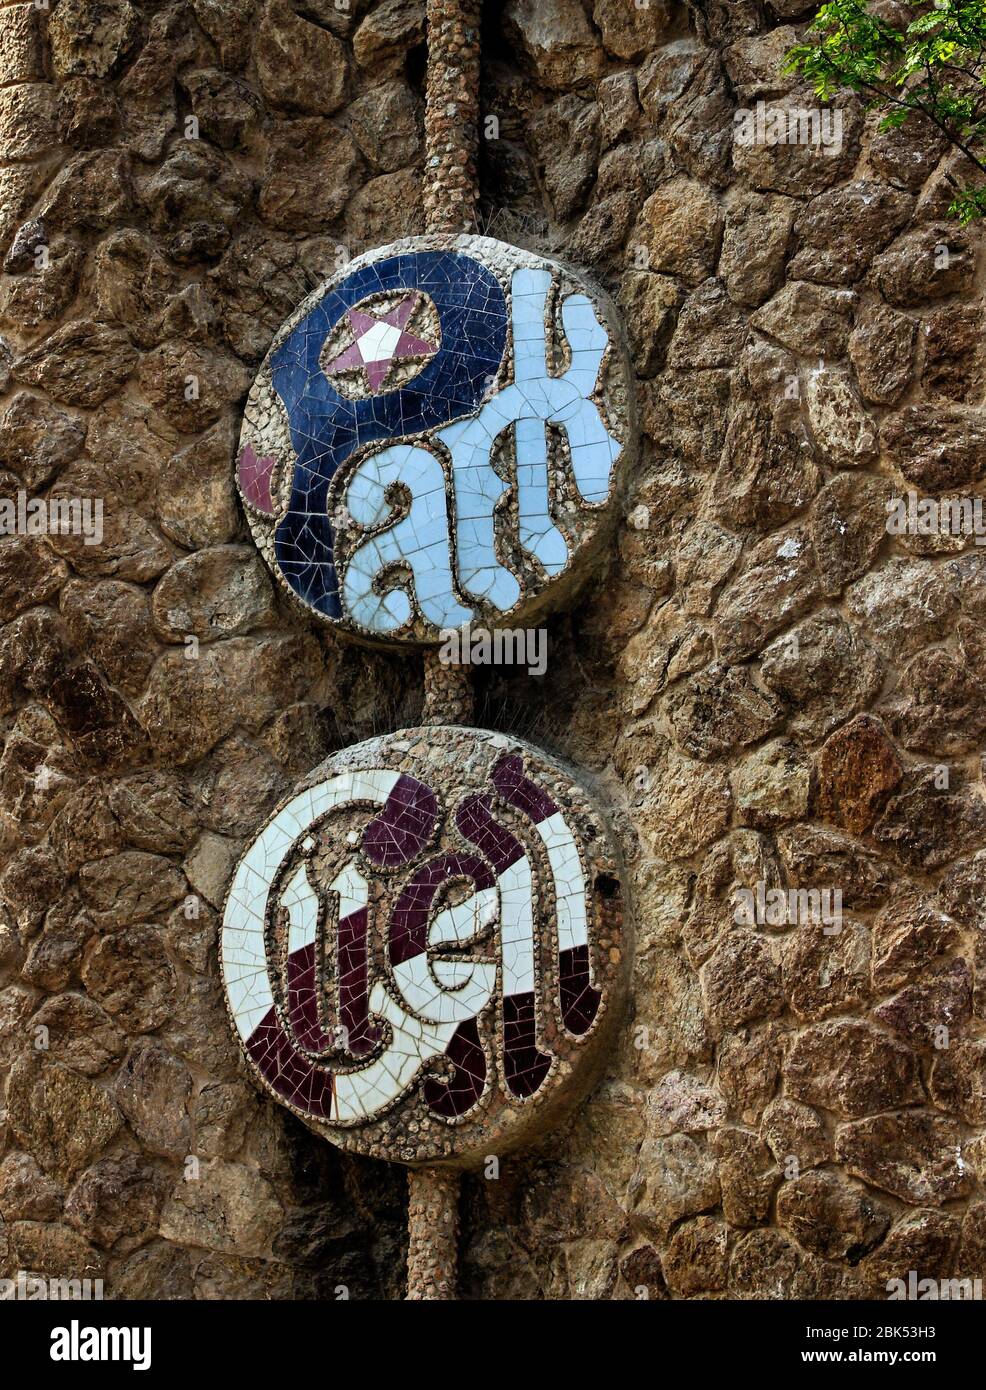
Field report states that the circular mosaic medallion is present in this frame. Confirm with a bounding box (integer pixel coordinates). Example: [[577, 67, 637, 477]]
[[236, 234, 634, 644], [219, 727, 629, 1167]]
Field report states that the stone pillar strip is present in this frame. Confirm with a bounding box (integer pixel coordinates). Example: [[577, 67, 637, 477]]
[[419, 0, 479, 765], [405, 1164, 460, 1300], [422, 0, 482, 235], [421, 646, 475, 725], [407, 5, 484, 1293]]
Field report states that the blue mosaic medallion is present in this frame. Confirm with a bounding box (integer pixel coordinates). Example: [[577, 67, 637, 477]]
[[236, 234, 634, 642]]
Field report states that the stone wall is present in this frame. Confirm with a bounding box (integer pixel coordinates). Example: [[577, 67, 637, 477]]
[[0, 0, 984, 1301]]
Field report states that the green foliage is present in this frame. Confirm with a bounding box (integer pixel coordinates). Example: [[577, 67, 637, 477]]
[[785, 1, 986, 218], [950, 182, 986, 220]]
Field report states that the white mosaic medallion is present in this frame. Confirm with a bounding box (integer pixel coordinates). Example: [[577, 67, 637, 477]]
[[219, 727, 629, 1167]]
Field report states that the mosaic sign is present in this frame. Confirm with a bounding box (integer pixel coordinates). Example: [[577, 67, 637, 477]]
[[219, 727, 627, 1166], [236, 234, 633, 642]]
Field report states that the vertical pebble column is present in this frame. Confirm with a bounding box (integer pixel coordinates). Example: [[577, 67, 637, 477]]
[[419, 0, 482, 728], [409, 8, 485, 1281], [406, 1165, 460, 1301], [422, 0, 482, 236]]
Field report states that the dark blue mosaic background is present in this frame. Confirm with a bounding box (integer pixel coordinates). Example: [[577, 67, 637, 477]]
[[270, 251, 509, 619]]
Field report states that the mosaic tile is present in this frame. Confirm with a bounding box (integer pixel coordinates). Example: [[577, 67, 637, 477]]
[[219, 727, 628, 1167], [235, 234, 634, 643]]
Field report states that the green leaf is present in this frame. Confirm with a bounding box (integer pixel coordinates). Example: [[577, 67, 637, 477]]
[[907, 12, 947, 33], [784, 0, 986, 220], [948, 184, 986, 222]]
